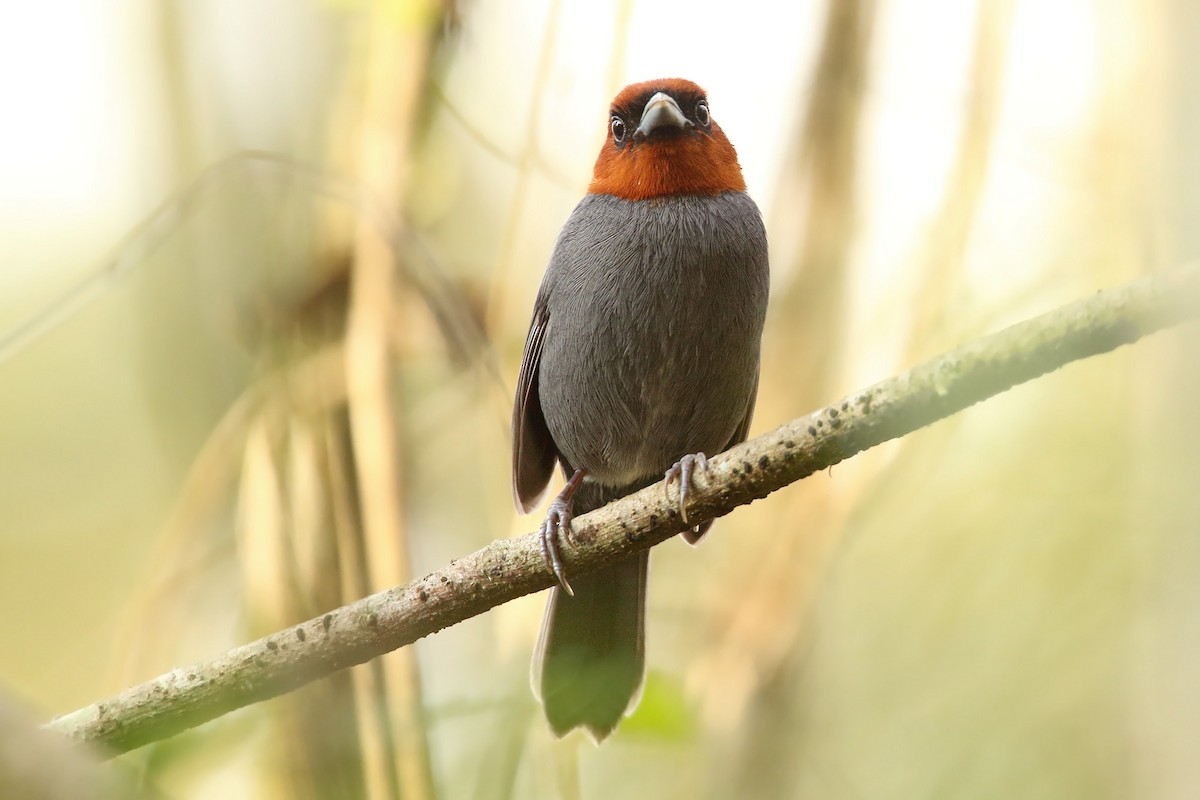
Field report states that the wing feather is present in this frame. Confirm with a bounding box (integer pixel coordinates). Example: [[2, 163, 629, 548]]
[[512, 302, 558, 512]]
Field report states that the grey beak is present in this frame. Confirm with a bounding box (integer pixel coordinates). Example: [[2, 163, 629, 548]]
[[634, 92, 691, 139]]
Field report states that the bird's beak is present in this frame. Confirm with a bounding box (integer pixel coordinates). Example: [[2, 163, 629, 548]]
[[634, 92, 692, 139]]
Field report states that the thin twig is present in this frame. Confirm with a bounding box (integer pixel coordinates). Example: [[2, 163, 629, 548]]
[[46, 265, 1200, 756]]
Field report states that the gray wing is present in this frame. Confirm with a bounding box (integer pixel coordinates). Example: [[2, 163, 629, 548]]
[[512, 300, 558, 512]]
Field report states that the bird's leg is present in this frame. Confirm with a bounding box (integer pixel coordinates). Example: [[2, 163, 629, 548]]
[[664, 452, 709, 528], [539, 468, 586, 595]]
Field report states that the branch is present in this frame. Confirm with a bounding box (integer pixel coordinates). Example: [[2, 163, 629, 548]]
[[48, 265, 1200, 755]]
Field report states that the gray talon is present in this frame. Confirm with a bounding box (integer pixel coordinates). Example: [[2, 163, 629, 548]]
[[539, 508, 574, 595], [539, 468, 585, 595], [665, 452, 710, 525]]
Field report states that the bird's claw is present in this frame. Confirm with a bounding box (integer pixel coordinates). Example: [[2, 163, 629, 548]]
[[539, 468, 585, 595], [539, 500, 575, 596], [664, 452, 709, 526]]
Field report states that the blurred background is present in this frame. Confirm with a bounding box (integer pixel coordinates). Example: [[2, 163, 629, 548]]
[[1, 0, 1198, 797]]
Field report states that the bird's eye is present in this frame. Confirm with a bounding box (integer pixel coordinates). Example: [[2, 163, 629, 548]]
[[611, 116, 626, 143], [695, 101, 710, 126]]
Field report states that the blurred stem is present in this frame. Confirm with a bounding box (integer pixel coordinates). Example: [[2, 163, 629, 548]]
[[47, 265, 1200, 756], [485, 0, 564, 328], [734, 0, 877, 787], [905, 0, 1017, 359], [772, 0, 876, 406], [342, 7, 437, 799]]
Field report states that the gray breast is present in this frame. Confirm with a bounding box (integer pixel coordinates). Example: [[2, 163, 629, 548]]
[[536, 191, 769, 486]]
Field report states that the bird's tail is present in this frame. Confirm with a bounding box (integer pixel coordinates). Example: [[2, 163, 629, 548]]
[[535, 554, 647, 740], [533, 480, 648, 740]]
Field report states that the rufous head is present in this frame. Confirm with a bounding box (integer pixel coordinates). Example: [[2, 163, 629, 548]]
[[588, 78, 747, 201]]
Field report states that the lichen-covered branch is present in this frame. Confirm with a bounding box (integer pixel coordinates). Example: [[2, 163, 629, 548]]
[[47, 265, 1200, 756]]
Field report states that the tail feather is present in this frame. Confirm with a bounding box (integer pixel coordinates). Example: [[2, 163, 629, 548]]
[[535, 552, 648, 740]]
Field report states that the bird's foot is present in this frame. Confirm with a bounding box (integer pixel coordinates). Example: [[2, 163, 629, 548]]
[[664, 452, 709, 528], [539, 468, 585, 595]]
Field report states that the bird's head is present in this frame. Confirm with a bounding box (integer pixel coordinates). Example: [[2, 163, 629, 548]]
[[588, 78, 747, 201]]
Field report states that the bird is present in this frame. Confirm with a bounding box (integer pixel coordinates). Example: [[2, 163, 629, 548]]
[[511, 78, 769, 740]]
